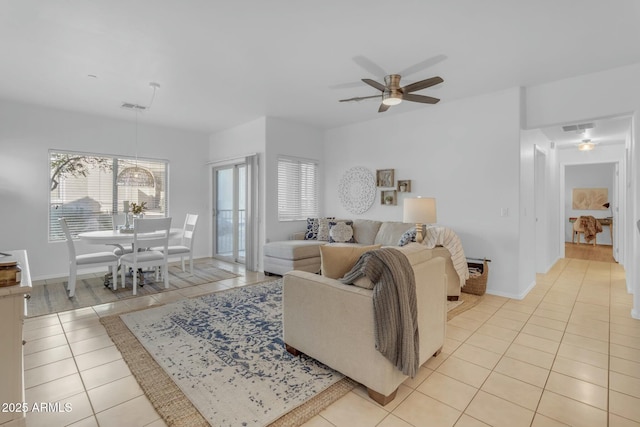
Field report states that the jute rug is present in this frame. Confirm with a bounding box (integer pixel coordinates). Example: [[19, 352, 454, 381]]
[[102, 280, 356, 427], [27, 259, 238, 317], [447, 291, 483, 321]]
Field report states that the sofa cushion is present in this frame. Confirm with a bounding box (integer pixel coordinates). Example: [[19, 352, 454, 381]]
[[329, 220, 356, 243], [352, 219, 383, 245], [373, 222, 415, 246], [320, 244, 381, 279], [263, 240, 325, 260]]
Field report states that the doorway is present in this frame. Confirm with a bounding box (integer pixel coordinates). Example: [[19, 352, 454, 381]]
[[562, 162, 618, 263], [213, 163, 246, 263]]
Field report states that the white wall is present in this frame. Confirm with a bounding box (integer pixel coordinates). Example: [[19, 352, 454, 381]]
[[564, 163, 615, 244], [264, 117, 324, 243], [324, 88, 524, 298], [208, 117, 323, 270], [0, 99, 211, 279]]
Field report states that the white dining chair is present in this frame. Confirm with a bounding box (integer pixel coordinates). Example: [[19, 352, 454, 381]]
[[152, 213, 198, 274], [120, 217, 172, 295], [59, 218, 119, 297], [111, 213, 133, 257]]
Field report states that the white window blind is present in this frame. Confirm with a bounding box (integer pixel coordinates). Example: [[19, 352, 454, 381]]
[[277, 156, 319, 221], [49, 150, 168, 241]]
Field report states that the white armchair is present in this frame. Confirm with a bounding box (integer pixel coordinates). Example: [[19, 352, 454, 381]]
[[283, 244, 447, 405]]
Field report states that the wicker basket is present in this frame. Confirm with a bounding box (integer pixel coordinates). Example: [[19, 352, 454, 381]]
[[463, 259, 488, 296]]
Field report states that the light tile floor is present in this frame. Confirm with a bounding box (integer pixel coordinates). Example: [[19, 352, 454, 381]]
[[22, 258, 640, 426]]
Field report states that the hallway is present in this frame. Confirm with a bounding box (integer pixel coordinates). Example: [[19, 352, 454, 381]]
[[565, 243, 616, 263]]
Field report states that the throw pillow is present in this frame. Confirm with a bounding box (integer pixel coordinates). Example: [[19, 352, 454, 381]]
[[320, 244, 381, 279], [329, 220, 355, 243], [398, 227, 417, 246], [305, 217, 335, 241], [317, 217, 334, 241], [305, 217, 319, 240]]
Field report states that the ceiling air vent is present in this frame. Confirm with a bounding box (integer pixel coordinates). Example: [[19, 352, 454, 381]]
[[120, 102, 148, 111], [562, 123, 594, 132]]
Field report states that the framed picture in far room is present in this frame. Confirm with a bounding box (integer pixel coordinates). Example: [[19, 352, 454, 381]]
[[376, 169, 394, 187]]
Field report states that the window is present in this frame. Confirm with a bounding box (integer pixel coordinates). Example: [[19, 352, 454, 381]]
[[277, 156, 319, 221], [49, 150, 168, 240]]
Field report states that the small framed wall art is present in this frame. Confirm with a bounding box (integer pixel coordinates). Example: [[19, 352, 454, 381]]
[[397, 180, 411, 193], [381, 190, 397, 205], [376, 169, 395, 187]]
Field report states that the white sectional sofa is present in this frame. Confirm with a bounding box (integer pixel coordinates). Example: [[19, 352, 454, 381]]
[[264, 219, 462, 299]]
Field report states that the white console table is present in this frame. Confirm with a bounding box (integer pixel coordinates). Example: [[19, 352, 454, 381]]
[[0, 250, 31, 427]]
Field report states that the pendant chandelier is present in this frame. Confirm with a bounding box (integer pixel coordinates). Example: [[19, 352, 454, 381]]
[[116, 83, 159, 188]]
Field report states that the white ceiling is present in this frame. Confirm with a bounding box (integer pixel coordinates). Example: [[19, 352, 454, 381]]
[[540, 115, 632, 150], [1, 1, 640, 134]]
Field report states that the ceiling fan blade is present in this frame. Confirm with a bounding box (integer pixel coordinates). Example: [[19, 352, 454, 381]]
[[353, 55, 387, 79], [362, 78, 386, 92], [403, 93, 440, 104], [402, 76, 444, 93], [339, 95, 382, 103], [378, 103, 390, 113], [399, 54, 447, 77]]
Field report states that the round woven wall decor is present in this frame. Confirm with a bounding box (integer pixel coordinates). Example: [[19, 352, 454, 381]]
[[338, 167, 376, 214]]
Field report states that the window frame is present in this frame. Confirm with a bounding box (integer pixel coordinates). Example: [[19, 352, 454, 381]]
[[277, 155, 319, 222], [48, 148, 170, 241]]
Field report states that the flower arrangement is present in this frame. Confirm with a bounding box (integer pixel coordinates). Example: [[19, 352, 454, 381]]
[[130, 202, 147, 215]]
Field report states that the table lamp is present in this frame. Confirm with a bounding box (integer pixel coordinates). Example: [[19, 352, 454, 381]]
[[403, 197, 437, 243]]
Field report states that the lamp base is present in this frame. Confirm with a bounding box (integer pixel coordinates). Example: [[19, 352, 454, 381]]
[[415, 223, 424, 244]]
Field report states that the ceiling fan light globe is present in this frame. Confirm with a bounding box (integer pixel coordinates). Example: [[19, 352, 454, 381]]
[[578, 141, 595, 151], [382, 97, 402, 106], [382, 90, 402, 106]]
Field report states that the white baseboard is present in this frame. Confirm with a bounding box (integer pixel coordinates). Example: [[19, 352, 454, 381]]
[[486, 279, 537, 300]]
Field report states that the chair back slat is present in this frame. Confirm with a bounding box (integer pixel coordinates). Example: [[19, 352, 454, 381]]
[[58, 218, 76, 258], [133, 218, 172, 252], [181, 214, 199, 249]]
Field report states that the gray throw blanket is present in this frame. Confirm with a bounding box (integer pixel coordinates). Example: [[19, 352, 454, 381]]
[[340, 248, 419, 377]]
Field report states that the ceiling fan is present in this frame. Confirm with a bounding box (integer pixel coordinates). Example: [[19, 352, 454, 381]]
[[339, 74, 443, 113]]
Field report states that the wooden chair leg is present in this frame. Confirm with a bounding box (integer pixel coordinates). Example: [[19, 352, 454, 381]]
[[285, 343, 301, 356], [367, 387, 397, 406]]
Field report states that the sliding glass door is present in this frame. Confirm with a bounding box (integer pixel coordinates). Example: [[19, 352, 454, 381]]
[[213, 163, 246, 263]]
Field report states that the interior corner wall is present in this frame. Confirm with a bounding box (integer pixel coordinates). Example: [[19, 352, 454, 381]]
[[632, 112, 640, 319], [323, 88, 523, 298], [264, 117, 324, 243], [520, 129, 555, 275], [209, 117, 267, 268], [0, 99, 211, 280]]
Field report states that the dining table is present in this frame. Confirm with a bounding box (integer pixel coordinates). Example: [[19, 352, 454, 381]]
[[77, 228, 183, 250], [77, 228, 183, 286]]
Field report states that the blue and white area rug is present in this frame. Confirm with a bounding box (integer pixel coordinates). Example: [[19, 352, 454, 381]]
[[120, 280, 345, 426]]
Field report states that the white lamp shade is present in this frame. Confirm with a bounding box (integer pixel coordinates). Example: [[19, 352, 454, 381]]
[[403, 197, 437, 224]]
